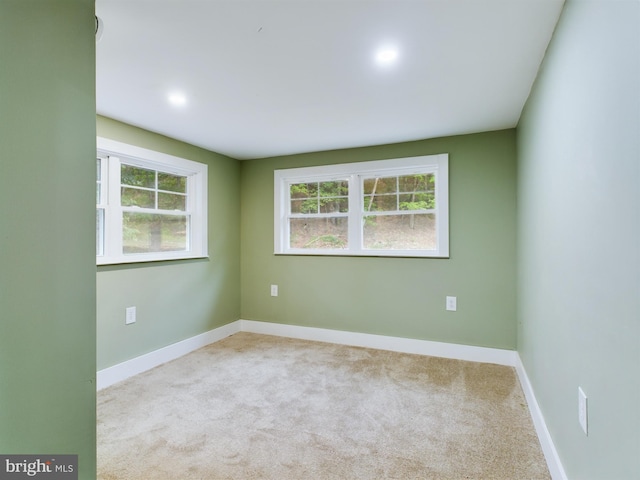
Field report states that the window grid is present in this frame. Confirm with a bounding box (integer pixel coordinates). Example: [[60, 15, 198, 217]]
[[274, 155, 449, 258], [362, 173, 436, 217], [97, 137, 208, 265], [120, 164, 189, 214]]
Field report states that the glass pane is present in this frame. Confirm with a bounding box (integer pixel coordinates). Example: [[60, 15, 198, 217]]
[[426, 173, 435, 190], [398, 173, 433, 193], [319, 180, 348, 197], [96, 209, 104, 256], [121, 187, 155, 208], [363, 214, 436, 250], [122, 212, 188, 254], [290, 182, 318, 199], [289, 217, 348, 249], [363, 178, 377, 195], [121, 164, 156, 188], [291, 199, 318, 214], [319, 197, 348, 214], [366, 176, 397, 194], [158, 192, 186, 211], [364, 194, 397, 212], [96, 158, 101, 181], [158, 172, 186, 193], [399, 192, 435, 210], [382, 176, 399, 193]]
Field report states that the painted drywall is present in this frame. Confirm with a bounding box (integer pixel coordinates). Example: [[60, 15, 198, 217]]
[[96, 116, 241, 370], [517, 0, 640, 478], [0, 1, 97, 478], [241, 130, 518, 349]]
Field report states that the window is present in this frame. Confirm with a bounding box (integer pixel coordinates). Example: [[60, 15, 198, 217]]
[[96, 137, 208, 265], [274, 154, 449, 257]]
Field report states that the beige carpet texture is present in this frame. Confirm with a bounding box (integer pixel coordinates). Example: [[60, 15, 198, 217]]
[[97, 332, 550, 479]]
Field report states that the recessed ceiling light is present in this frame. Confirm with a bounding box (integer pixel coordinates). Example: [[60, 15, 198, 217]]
[[168, 92, 187, 107], [375, 47, 399, 66]]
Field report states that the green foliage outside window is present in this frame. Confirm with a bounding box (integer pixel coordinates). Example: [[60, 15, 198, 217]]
[[121, 164, 187, 211], [290, 180, 349, 214], [364, 173, 435, 212]]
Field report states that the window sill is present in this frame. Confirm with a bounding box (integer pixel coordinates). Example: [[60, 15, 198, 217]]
[[97, 255, 209, 269], [274, 252, 450, 259]]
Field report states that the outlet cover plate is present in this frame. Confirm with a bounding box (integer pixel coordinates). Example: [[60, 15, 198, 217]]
[[446, 296, 457, 311], [125, 306, 136, 325]]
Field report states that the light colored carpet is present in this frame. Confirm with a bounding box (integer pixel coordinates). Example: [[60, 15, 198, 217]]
[[97, 332, 549, 479]]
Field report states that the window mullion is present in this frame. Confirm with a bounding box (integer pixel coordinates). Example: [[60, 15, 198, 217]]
[[186, 174, 196, 253], [97, 156, 108, 207], [96, 156, 108, 258], [349, 174, 361, 252], [106, 155, 123, 259], [154, 170, 159, 210]]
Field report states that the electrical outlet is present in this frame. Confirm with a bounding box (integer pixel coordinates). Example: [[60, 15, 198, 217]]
[[270, 285, 278, 297], [125, 306, 136, 325], [446, 296, 457, 311], [578, 387, 588, 435]]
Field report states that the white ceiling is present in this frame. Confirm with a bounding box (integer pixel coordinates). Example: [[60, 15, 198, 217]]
[[96, 0, 564, 160]]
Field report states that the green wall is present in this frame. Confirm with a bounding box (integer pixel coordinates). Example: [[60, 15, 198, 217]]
[[517, 0, 640, 478], [0, 1, 97, 478], [241, 130, 518, 349], [96, 116, 241, 370]]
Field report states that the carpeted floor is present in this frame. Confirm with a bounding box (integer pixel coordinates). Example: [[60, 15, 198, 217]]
[[97, 332, 550, 479]]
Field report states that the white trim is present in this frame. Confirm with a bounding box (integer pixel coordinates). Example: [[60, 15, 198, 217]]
[[240, 319, 516, 366], [274, 154, 449, 258], [97, 319, 516, 390], [515, 355, 568, 480], [96, 321, 241, 390], [96, 137, 208, 265], [96, 319, 563, 479], [97, 137, 204, 174]]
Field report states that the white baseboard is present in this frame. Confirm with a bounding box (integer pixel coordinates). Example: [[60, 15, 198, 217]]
[[97, 319, 562, 478], [98, 319, 517, 390], [515, 355, 567, 480], [96, 321, 241, 390], [240, 319, 518, 366]]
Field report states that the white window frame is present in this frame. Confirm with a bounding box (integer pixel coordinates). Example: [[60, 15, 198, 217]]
[[274, 154, 449, 258], [96, 156, 108, 257], [97, 137, 208, 265]]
